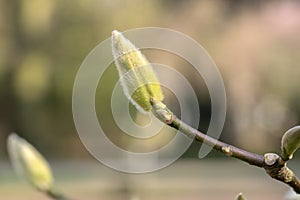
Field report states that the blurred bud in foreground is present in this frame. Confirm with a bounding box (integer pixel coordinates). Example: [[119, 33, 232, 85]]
[[281, 126, 300, 161], [111, 30, 164, 113], [7, 133, 53, 191], [235, 193, 247, 200]]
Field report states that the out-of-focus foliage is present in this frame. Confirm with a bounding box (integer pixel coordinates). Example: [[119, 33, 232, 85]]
[[0, 0, 300, 158]]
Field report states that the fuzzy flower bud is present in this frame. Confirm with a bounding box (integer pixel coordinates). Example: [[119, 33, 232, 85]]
[[7, 133, 53, 191], [111, 30, 164, 112]]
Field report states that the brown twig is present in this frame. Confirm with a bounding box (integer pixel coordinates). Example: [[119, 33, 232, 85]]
[[151, 101, 300, 194], [264, 153, 300, 194]]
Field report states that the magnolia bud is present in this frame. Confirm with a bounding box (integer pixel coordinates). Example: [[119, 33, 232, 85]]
[[7, 133, 53, 191], [111, 30, 163, 112]]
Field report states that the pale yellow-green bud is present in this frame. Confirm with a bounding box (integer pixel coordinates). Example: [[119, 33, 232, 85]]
[[7, 133, 53, 191], [111, 30, 164, 112]]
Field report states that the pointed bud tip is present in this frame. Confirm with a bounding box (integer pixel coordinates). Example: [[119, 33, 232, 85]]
[[8, 132, 18, 140], [7, 133, 21, 149], [112, 30, 121, 40]]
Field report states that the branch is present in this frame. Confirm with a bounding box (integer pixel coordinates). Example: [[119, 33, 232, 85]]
[[264, 153, 300, 194], [151, 101, 300, 194]]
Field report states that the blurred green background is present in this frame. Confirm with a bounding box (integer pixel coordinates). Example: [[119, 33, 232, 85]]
[[0, 0, 300, 199]]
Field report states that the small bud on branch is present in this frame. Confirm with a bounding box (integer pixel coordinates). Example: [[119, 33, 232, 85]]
[[281, 126, 300, 161]]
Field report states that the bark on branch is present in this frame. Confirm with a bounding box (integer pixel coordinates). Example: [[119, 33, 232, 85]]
[[152, 101, 300, 194]]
